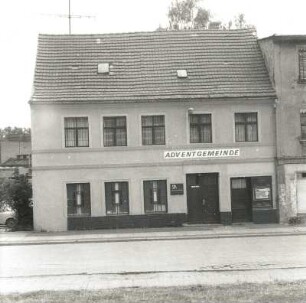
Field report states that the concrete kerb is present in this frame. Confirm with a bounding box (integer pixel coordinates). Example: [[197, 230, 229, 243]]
[[1, 224, 306, 246]]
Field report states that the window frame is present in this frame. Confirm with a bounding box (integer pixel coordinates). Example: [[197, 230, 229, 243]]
[[64, 116, 89, 148], [103, 116, 127, 147], [189, 113, 213, 144], [234, 112, 259, 143], [66, 182, 91, 217], [143, 180, 168, 214], [104, 181, 130, 215], [141, 115, 166, 145], [298, 48, 306, 83]]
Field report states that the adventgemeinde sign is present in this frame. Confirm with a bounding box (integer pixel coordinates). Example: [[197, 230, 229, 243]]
[[164, 148, 240, 160]]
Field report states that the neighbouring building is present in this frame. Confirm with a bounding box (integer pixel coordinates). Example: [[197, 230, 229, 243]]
[[30, 29, 277, 232], [259, 35, 306, 222], [0, 135, 32, 180]]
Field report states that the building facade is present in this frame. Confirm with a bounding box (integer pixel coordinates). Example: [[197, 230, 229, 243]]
[[259, 35, 306, 222], [31, 29, 277, 231]]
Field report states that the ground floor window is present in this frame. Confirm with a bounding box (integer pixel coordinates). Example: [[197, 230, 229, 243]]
[[67, 183, 91, 216], [105, 182, 129, 215], [143, 180, 167, 213]]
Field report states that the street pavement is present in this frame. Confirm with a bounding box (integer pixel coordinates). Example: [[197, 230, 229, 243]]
[[1, 224, 306, 294]]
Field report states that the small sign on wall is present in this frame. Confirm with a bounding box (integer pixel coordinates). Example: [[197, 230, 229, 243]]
[[170, 183, 184, 195]]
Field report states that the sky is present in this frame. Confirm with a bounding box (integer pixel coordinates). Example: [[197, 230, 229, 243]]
[[0, 0, 305, 128]]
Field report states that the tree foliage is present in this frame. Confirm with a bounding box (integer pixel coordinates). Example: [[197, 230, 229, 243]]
[[0, 170, 33, 226], [167, 0, 210, 30], [0, 127, 31, 140]]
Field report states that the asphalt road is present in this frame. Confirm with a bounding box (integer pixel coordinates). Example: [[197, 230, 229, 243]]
[[1, 234, 306, 293]]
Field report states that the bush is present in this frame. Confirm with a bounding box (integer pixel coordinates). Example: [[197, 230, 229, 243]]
[[0, 170, 33, 228]]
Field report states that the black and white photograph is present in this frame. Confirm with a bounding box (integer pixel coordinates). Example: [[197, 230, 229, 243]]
[[0, 0, 306, 302]]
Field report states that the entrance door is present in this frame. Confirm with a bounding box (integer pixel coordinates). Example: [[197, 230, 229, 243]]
[[231, 178, 252, 222], [186, 173, 220, 223]]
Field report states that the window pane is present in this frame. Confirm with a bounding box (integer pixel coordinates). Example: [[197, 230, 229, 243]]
[[200, 114, 211, 124], [235, 113, 245, 123], [235, 124, 245, 142], [232, 178, 247, 189], [154, 126, 165, 145], [190, 115, 199, 124], [77, 129, 89, 146], [246, 113, 257, 123], [247, 124, 258, 142], [104, 129, 115, 146], [142, 116, 153, 127], [200, 125, 212, 143], [104, 118, 115, 128], [116, 117, 126, 127], [116, 128, 127, 146], [153, 115, 164, 126], [65, 129, 76, 147], [190, 125, 200, 143], [142, 127, 153, 145], [76, 117, 88, 127], [65, 118, 76, 128]]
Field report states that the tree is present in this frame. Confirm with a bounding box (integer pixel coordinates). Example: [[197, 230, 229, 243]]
[[0, 127, 31, 140], [167, 0, 210, 30], [0, 170, 33, 227]]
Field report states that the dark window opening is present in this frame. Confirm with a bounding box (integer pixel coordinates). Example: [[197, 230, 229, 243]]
[[190, 114, 212, 143], [142, 115, 165, 145], [143, 180, 167, 213], [64, 117, 89, 147], [103, 117, 127, 147], [67, 183, 91, 216], [235, 113, 258, 142], [105, 182, 129, 215]]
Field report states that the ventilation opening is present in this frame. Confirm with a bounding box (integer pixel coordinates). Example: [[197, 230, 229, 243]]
[[177, 70, 188, 78], [98, 63, 110, 74]]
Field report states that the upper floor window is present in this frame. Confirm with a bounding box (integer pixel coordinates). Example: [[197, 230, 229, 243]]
[[235, 113, 258, 142], [190, 114, 212, 143], [299, 48, 306, 83], [103, 117, 127, 147], [301, 112, 306, 139], [64, 117, 89, 147], [142, 115, 165, 145], [67, 183, 91, 216], [105, 182, 129, 215]]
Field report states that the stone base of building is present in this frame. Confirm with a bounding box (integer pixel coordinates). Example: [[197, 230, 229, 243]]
[[68, 213, 187, 230]]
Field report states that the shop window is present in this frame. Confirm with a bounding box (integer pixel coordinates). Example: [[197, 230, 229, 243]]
[[67, 183, 91, 216], [299, 48, 306, 83], [64, 117, 89, 147], [190, 114, 212, 143], [235, 113, 258, 142], [142, 115, 165, 145], [301, 112, 306, 139], [105, 182, 129, 215], [103, 117, 127, 147], [143, 180, 167, 213]]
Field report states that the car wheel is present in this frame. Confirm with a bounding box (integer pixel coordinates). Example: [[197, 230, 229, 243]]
[[6, 218, 17, 228]]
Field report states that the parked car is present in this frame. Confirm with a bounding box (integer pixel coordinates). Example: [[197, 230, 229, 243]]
[[0, 204, 17, 228]]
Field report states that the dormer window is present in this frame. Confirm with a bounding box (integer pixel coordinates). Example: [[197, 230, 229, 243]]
[[177, 69, 188, 78], [299, 48, 306, 83], [98, 63, 110, 74]]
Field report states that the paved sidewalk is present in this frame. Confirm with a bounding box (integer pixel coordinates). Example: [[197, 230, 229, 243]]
[[1, 223, 306, 246]]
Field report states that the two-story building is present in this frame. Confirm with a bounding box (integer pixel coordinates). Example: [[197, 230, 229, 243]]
[[30, 29, 277, 231], [259, 35, 306, 222]]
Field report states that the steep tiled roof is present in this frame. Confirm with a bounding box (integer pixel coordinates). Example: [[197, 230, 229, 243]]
[[32, 29, 275, 103]]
